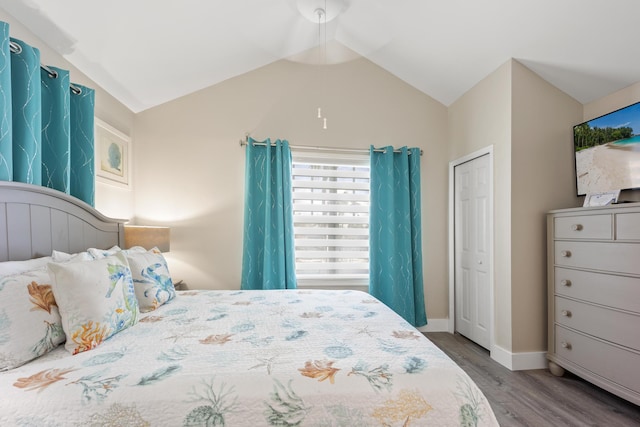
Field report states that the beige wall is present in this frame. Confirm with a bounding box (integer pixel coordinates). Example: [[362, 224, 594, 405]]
[[133, 57, 450, 318], [511, 61, 582, 353], [448, 60, 582, 355], [448, 61, 513, 350], [0, 10, 136, 220]]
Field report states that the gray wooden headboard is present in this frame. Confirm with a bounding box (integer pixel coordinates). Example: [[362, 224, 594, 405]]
[[0, 182, 126, 261]]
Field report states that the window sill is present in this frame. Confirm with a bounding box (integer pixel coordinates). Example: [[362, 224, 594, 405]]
[[296, 278, 369, 292]]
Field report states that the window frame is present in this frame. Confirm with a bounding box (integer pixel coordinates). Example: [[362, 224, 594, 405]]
[[290, 150, 370, 290]]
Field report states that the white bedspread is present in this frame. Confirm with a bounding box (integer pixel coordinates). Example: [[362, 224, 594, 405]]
[[0, 289, 498, 426]]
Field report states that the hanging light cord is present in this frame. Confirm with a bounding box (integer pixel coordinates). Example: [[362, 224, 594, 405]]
[[317, 8, 322, 120], [316, 1, 328, 130], [323, 0, 327, 129]]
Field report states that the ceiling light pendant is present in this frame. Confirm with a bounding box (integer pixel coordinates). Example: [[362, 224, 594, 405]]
[[295, 0, 349, 23]]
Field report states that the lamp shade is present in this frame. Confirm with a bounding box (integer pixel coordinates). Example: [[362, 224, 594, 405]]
[[124, 225, 170, 252]]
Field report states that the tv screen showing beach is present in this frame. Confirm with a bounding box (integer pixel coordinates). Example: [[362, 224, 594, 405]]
[[574, 101, 640, 196]]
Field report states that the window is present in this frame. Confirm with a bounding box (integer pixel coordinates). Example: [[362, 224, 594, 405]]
[[291, 151, 370, 289]]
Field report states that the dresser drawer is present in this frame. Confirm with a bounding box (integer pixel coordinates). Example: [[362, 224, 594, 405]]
[[616, 212, 640, 240], [554, 215, 611, 240], [554, 241, 640, 275], [555, 296, 640, 350], [554, 268, 640, 313], [555, 326, 640, 393]]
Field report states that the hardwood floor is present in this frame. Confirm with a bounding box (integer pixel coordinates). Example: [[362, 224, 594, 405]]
[[425, 332, 640, 427]]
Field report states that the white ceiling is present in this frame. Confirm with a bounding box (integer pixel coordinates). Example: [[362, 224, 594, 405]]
[[2, 0, 639, 113]]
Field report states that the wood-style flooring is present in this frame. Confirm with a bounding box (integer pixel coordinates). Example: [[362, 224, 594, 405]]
[[425, 332, 640, 427]]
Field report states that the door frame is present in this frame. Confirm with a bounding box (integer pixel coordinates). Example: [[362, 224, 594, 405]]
[[448, 146, 495, 353]]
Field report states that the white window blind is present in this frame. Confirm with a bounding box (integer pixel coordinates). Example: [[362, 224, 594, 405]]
[[291, 151, 370, 285]]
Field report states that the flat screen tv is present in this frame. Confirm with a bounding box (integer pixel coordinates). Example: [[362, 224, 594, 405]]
[[574, 101, 640, 196]]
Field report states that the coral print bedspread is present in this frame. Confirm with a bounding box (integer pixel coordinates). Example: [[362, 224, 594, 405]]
[[0, 290, 498, 426]]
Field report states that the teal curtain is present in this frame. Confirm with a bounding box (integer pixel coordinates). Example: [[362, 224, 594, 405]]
[[0, 23, 11, 180], [241, 137, 297, 290], [0, 21, 96, 206], [41, 65, 70, 193], [369, 146, 427, 327], [10, 38, 41, 185], [69, 84, 95, 206]]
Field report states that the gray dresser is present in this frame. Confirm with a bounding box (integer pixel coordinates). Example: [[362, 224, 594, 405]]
[[547, 203, 640, 405]]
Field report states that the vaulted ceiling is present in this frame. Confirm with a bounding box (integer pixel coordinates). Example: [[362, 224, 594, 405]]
[[1, 0, 638, 113]]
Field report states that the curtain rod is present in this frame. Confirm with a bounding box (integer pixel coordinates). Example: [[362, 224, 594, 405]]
[[9, 40, 82, 95], [239, 135, 423, 156]]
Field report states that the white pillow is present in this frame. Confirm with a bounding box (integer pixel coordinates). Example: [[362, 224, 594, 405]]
[[0, 256, 53, 277], [127, 246, 148, 254], [48, 252, 140, 355], [51, 250, 93, 263], [126, 248, 176, 312], [0, 269, 65, 370]]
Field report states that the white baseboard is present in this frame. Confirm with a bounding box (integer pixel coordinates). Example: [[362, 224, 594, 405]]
[[417, 318, 449, 333], [418, 321, 549, 371], [491, 344, 548, 371]]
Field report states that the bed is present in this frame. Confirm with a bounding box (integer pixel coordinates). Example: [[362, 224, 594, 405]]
[[0, 182, 499, 426]]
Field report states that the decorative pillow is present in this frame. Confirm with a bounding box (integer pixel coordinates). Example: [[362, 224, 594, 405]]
[[0, 269, 65, 370], [0, 256, 52, 277], [48, 252, 140, 355], [126, 248, 176, 312]]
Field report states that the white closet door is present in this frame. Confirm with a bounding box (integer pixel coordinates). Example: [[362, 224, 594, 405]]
[[454, 153, 491, 349]]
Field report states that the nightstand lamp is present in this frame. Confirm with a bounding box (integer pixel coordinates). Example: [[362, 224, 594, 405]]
[[123, 225, 170, 252]]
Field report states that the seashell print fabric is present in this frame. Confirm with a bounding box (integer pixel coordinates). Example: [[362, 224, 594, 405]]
[[0, 269, 65, 370], [125, 248, 176, 312], [48, 252, 139, 355], [0, 289, 499, 426]]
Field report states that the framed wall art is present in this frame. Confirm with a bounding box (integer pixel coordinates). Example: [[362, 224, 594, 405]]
[[95, 118, 130, 188]]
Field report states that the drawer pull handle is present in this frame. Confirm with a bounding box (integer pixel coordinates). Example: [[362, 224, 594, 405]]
[[561, 310, 572, 318], [560, 341, 572, 350], [560, 250, 571, 258], [560, 279, 571, 287], [571, 224, 583, 231]]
